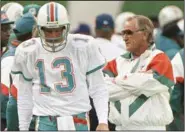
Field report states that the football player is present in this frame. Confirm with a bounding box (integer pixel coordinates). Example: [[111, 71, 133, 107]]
[[1, 10, 14, 131], [154, 5, 183, 60], [169, 49, 184, 131], [11, 2, 109, 131], [6, 13, 37, 131]]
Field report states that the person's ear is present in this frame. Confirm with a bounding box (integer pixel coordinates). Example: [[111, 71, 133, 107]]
[[147, 33, 152, 42], [142, 32, 148, 41]]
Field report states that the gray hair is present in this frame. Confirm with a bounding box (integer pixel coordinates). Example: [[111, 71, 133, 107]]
[[127, 15, 154, 44]]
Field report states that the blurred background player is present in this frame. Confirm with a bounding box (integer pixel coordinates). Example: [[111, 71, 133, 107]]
[[1, 3, 40, 50], [167, 18, 184, 131], [1, 2, 23, 25], [7, 3, 40, 48], [1, 2, 24, 49], [149, 15, 159, 29], [94, 13, 123, 61], [6, 13, 37, 131], [154, 5, 183, 60], [23, 4, 41, 17], [72, 23, 92, 36], [160, 18, 184, 59], [23, 4, 41, 38], [149, 15, 160, 39], [11, 2, 109, 131], [111, 12, 135, 52], [169, 49, 184, 131], [1, 10, 14, 131]]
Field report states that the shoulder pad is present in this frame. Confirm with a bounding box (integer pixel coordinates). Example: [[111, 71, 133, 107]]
[[22, 38, 37, 48], [69, 34, 94, 48], [73, 34, 93, 43], [18, 38, 39, 53]]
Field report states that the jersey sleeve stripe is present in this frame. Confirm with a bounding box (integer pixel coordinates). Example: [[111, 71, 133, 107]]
[[86, 64, 105, 75], [11, 71, 33, 81]]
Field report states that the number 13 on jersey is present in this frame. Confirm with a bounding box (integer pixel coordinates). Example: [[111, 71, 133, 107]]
[[35, 57, 75, 94]]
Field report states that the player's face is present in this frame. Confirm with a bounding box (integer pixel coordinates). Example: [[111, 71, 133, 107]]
[[1, 24, 12, 48], [42, 26, 66, 43]]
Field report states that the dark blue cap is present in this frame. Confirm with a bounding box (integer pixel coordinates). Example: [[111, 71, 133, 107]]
[[1, 11, 14, 25], [13, 13, 36, 36], [95, 13, 114, 31], [74, 23, 91, 35]]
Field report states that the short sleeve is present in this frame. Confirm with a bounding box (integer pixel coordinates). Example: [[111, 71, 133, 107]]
[[86, 40, 106, 75], [11, 45, 33, 81]]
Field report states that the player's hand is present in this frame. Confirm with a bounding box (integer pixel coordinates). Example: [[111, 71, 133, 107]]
[[96, 123, 109, 131]]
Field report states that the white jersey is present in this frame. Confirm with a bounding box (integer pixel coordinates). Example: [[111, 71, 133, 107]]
[[1, 55, 14, 89], [1, 52, 14, 119], [11, 34, 107, 117], [171, 50, 184, 83], [1, 47, 16, 95], [94, 37, 124, 62]]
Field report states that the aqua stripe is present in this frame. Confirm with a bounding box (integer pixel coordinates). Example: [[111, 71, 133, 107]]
[[129, 94, 149, 117], [55, 3, 58, 21], [86, 64, 105, 75], [114, 101, 121, 114], [121, 52, 131, 59], [153, 70, 174, 93], [103, 70, 116, 77], [11, 71, 32, 81], [47, 4, 50, 21], [130, 58, 140, 73]]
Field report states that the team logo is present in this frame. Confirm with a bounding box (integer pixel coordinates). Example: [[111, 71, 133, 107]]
[[103, 20, 109, 25]]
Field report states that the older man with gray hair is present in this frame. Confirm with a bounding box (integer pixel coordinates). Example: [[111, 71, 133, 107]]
[[104, 15, 174, 130]]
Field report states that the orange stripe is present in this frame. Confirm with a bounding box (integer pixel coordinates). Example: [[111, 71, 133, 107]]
[[146, 53, 174, 82], [103, 59, 118, 76], [11, 39, 20, 47], [50, 3, 55, 22], [10, 84, 17, 100], [1, 83, 9, 96], [73, 116, 87, 125], [176, 77, 184, 84]]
